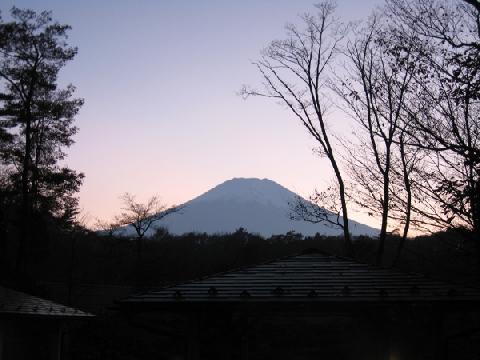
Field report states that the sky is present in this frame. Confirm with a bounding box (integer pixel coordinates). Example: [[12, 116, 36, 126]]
[[1, 0, 382, 227]]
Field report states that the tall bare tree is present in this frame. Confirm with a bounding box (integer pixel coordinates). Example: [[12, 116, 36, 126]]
[[384, 0, 480, 269], [241, 1, 354, 256], [335, 14, 418, 265], [389, 129, 423, 264]]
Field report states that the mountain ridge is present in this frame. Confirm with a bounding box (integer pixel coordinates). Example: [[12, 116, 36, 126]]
[[120, 177, 378, 238]]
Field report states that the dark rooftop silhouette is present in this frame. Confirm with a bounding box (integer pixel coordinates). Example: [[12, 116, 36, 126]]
[[0, 286, 94, 317], [121, 251, 480, 307]]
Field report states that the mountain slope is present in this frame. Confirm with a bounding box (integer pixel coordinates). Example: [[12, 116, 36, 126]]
[[122, 178, 378, 238]]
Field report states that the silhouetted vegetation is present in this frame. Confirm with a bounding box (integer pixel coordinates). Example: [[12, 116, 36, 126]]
[[240, 2, 355, 257], [243, 0, 480, 268], [5, 227, 475, 307], [11, 227, 473, 360], [1, 1, 477, 290], [0, 8, 83, 280], [0, 2, 479, 358]]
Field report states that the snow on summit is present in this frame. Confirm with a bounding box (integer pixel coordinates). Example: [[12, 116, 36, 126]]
[[193, 178, 294, 209], [123, 178, 378, 238]]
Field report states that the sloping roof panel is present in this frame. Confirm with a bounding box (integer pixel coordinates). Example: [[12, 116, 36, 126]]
[[122, 252, 480, 306], [0, 286, 94, 317]]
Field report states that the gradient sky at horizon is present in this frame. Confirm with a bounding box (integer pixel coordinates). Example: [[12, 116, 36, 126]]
[[2, 0, 382, 228]]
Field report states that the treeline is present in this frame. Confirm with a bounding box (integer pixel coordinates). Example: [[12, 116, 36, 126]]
[[2, 227, 474, 312], [57, 228, 480, 287]]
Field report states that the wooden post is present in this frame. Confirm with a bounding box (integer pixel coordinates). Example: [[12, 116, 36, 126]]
[[432, 311, 445, 360], [0, 320, 4, 360], [379, 330, 391, 360], [49, 322, 63, 360], [187, 313, 200, 360], [220, 312, 233, 360], [369, 309, 391, 360], [240, 314, 249, 360], [240, 334, 249, 360]]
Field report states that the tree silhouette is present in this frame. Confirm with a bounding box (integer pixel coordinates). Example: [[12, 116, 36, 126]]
[[241, 1, 354, 256], [384, 0, 480, 270], [335, 14, 419, 265], [115, 193, 181, 286], [0, 8, 83, 271]]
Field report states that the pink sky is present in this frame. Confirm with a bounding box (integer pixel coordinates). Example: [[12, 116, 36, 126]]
[[3, 0, 383, 227]]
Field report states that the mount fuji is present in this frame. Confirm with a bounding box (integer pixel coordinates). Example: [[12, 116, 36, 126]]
[[121, 178, 378, 238]]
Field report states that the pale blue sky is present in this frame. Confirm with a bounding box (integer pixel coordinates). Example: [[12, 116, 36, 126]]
[[1, 0, 382, 226]]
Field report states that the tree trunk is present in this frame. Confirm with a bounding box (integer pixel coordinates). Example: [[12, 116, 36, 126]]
[[67, 233, 77, 306], [393, 189, 411, 267], [339, 179, 354, 258], [332, 160, 354, 257], [16, 112, 33, 273], [31, 129, 43, 210], [473, 178, 480, 282], [393, 136, 412, 267], [16, 69, 37, 273], [135, 235, 144, 288], [376, 167, 390, 266]]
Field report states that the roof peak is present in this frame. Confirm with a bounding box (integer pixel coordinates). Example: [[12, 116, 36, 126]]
[[121, 251, 480, 306]]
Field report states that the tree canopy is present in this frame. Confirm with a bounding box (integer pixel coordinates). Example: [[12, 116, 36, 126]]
[[0, 8, 83, 272]]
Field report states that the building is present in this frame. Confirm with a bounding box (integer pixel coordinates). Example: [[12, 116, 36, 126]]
[[0, 286, 93, 360], [120, 249, 480, 360]]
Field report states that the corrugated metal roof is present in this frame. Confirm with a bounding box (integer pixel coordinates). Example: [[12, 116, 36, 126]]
[[0, 286, 94, 317], [122, 251, 480, 306]]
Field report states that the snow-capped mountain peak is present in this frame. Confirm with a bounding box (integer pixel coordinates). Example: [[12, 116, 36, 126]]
[[120, 177, 378, 238], [191, 178, 296, 209]]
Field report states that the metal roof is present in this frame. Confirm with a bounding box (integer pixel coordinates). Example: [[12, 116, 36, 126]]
[[122, 251, 480, 307], [0, 286, 94, 317]]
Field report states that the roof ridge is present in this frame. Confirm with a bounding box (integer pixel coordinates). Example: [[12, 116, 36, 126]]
[[129, 253, 298, 297], [128, 250, 342, 298], [0, 285, 94, 317], [123, 250, 480, 303]]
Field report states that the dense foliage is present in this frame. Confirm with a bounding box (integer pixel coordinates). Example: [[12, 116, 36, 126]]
[[0, 8, 83, 275]]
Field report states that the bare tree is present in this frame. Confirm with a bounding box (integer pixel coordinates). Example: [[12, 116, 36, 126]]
[[384, 0, 480, 270], [390, 129, 425, 264], [115, 193, 180, 286], [94, 218, 123, 237], [335, 14, 418, 265], [290, 182, 345, 230], [240, 1, 354, 256]]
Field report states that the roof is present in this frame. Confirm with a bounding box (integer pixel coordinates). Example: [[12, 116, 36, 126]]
[[121, 251, 480, 309], [0, 286, 94, 318]]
